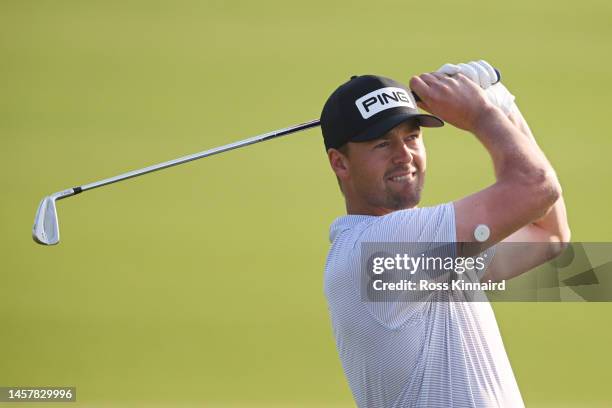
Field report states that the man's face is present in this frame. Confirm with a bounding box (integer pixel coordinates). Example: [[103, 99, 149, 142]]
[[330, 120, 426, 215]]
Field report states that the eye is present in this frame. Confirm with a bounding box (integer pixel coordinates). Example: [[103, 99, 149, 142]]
[[405, 134, 419, 142], [374, 141, 390, 149]]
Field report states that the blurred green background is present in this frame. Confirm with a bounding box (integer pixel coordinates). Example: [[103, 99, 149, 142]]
[[1, 0, 611, 406]]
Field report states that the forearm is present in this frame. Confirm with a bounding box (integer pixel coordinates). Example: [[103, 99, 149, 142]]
[[508, 105, 571, 242], [532, 197, 570, 242], [472, 107, 557, 186]]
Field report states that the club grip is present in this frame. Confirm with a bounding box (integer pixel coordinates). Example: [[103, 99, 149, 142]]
[[412, 68, 501, 103]]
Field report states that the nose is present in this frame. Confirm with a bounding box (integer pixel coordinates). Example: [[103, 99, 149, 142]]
[[391, 141, 413, 165]]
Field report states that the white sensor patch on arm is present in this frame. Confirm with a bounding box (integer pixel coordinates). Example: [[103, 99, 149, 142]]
[[474, 224, 490, 242]]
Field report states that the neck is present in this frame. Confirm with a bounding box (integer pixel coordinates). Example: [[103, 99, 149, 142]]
[[345, 200, 395, 217]]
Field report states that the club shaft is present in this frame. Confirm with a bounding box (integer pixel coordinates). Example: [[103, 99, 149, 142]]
[[62, 69, 501, 196], [73, 119, 320, 194]]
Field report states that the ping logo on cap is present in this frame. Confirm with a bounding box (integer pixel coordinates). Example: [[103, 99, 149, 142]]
[[355, 87, 415, 119]]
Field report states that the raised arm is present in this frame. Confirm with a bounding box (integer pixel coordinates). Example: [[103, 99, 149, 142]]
[[505, 104, 570, 243], [409, 72, 562, 261], [479, 104, 570, 282]]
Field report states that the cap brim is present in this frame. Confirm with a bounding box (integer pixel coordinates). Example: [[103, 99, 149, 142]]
[[351, 112, 444, 143]]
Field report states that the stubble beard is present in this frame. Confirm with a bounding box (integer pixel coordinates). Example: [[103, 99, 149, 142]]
[[383, 172, 425, 210]]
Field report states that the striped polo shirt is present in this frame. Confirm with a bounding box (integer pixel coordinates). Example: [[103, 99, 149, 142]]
[[324, 203, 524, 408]]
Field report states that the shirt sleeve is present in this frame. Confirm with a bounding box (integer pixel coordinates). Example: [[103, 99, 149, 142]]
[[357, 202, 456, 244]]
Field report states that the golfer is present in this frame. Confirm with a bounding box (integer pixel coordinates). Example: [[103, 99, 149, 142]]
[[321, 61, 570, 407]]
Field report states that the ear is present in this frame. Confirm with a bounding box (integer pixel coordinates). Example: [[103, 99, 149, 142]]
[[328, 148, 350, 180]]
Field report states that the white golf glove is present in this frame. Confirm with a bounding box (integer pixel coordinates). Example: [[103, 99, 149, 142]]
[[437, 60, 516, 115]]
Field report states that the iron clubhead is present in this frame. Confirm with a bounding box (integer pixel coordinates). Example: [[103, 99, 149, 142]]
[[32, 188, 79, 245], [33, 196, 60, 245]]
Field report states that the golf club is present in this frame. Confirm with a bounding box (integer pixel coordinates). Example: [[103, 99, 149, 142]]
[[32, 68, 500, 246], [32, 119, 320, 245]]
